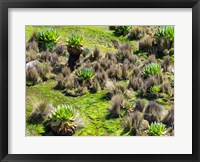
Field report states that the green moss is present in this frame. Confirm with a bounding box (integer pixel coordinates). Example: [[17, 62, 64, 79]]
[[26, 80, 125, 136]]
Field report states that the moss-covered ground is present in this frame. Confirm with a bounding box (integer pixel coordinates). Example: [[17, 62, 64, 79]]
[[26, 80, 124, 136]]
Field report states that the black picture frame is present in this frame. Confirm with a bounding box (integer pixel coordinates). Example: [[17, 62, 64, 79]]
[[0, 0, 199, 161]]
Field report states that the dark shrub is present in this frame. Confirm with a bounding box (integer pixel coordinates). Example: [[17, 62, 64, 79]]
[[113, 26, 131, 37]]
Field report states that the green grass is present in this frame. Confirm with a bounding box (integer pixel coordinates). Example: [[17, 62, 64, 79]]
[[26, 80, 124, 136], [26, 26, 138, 54]]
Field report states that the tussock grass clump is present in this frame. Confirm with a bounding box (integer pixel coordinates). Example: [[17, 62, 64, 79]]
[[128, 26, 145, 40], [162, 56, 171, 72], [128, 76, 145, 91], [26, 49, 37, 63], [61, 66, 71, 78], [93, 62, 102, 72], [55, 73, 66, 90], [145, 76, 158, 90], [107, 64, 123, 80], [139, 37, 155, 54], [89, 48, 101, 61], [55, 44, 65, 55], [122, 63, 129, 80], [95, 71, 108, 87], [105, 52, 117, 63], [135, 99, 145, 113], [147, 54, 156, 63], [90, 78, 101, 93], [162, 108, 174, 127], [26, 40, 39, 52], [124, 111, 149, 135], [109, 94, 124, 117], [105, 80, 126, 99], [28, 101, 54, 124], [144, 101, 164, 123], [116, 43, 134, 63], [160, 81, 172, 95]]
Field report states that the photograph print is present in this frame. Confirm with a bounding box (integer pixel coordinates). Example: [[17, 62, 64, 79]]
[[26, 26, 174, 136]]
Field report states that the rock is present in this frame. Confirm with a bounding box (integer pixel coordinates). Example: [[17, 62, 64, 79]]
[[26, 60, 41, 71]]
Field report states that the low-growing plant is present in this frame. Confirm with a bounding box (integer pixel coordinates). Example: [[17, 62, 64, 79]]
[[47, 104, 83, 136], [142, 63, 161, 77], [66, 34, 83, 49], [122, 100, 134, 110], [26, 124, 45, 136], [113, 26, 131, 37], [36, 28, 61, 51], [77, 68, 94, 80], [147, 122, 166, 136], [156, 26, 174, 41], [149, 85, 160, 94], [83, 48, 90, 56], [67, 34, 84, 70], [145, 76, 158, 91]]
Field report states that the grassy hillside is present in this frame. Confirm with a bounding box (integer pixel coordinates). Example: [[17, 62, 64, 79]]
[[26, 25, 174, 136]]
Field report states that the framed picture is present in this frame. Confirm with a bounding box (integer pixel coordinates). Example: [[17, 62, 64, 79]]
[[0, 0, 199, 161]]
